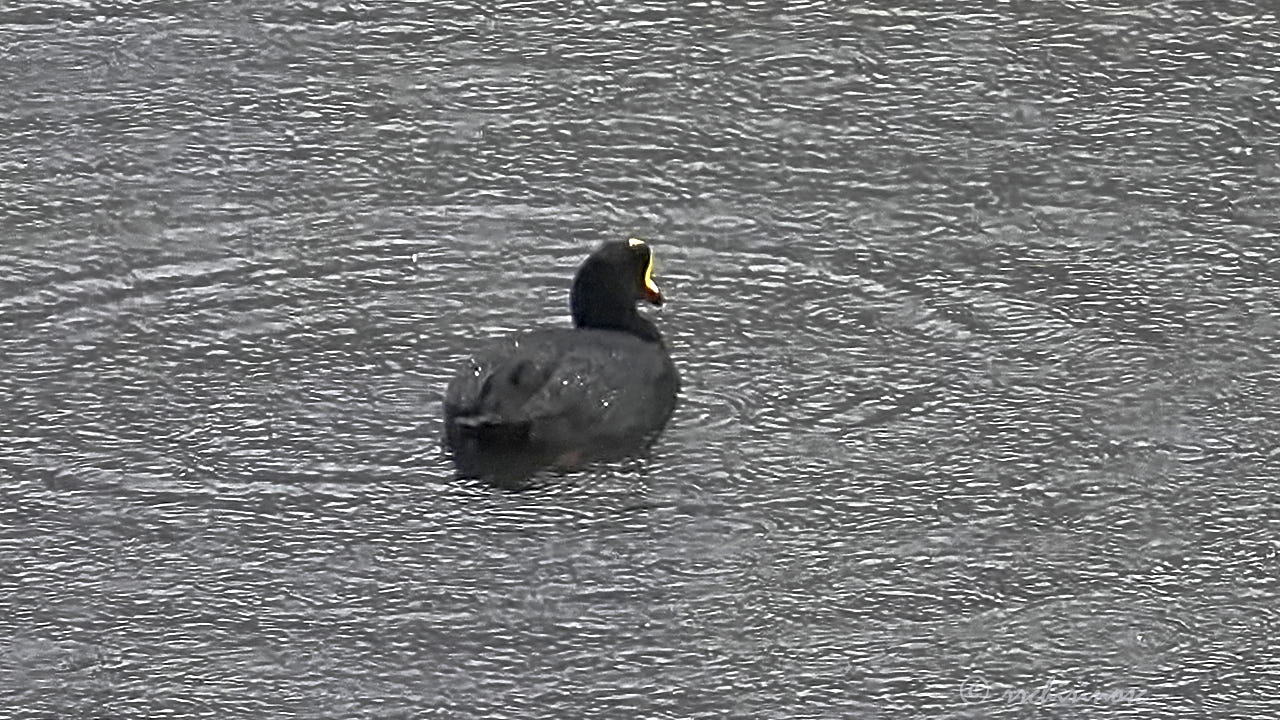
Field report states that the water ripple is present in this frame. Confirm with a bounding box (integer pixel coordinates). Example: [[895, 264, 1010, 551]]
[[3, 2, 1278, 717]]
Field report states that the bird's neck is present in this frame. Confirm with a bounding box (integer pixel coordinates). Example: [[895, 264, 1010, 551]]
[[571, 285, 660, 342]]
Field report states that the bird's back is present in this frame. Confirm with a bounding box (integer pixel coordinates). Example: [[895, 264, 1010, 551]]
[[444, 328, 678, 472]]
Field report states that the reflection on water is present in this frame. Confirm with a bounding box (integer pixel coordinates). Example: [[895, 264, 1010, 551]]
[[2, 1, 1278, 716]]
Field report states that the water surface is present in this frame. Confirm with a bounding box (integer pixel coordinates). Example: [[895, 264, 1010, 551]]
[[2, 2, 1278, 717]]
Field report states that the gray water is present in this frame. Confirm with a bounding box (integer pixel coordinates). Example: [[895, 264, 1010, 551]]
[[3, 2, 1279, 718]]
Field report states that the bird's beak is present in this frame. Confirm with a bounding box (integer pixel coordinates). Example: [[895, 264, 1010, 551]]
[[629, 237, 664, 305], [642, 251, 663, 306]]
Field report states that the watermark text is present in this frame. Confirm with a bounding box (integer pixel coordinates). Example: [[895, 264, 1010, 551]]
[[960, 676, 1148, 707]]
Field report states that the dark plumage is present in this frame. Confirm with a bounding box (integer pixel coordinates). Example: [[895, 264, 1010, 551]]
[[444, 239, 679, 480]]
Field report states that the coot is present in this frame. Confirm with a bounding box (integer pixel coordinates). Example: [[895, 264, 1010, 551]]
[[443, 238, 679, 480]]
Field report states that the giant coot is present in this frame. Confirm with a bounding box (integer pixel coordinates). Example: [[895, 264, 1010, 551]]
[[444, 238, 679, 480]]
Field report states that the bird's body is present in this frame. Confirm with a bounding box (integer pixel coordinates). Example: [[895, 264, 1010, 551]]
[[445, 328, 678, 471], [442, 239, 679, 481]]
